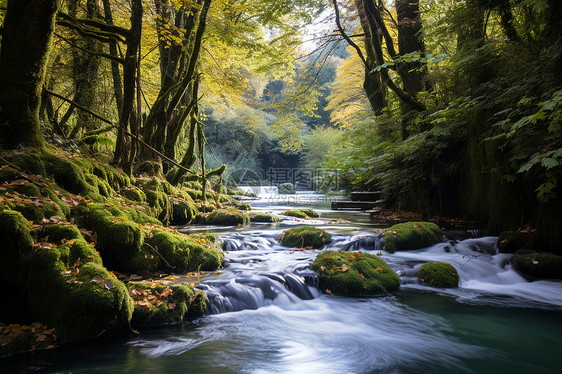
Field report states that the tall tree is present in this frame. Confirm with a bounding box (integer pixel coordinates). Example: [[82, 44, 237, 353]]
[[0, 0, 61, 148]]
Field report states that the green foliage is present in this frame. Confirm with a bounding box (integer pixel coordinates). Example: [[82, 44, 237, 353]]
[[280, 226, 331, 248], [417, 262, 459, 288], [311, 250, 400, 296], [278, 182, 295, 194], [384, 222, 443, 253]]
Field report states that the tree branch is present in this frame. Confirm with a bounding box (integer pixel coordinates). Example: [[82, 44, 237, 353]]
[[54, 33, 124, 64], [57, 12, 129, 38], [332, 0, 369, 67], [44, 88, 197, 175]]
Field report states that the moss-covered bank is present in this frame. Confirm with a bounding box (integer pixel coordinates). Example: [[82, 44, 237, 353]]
[[311, 250, 400, 296]]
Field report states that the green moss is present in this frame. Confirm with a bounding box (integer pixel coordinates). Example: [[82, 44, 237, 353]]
[[417, 262, 459, 288], [311, 250, 400, 296], [13, 182, 42, 197], [145, 230, 224, 272], [42, 153, 99, 200], [87, 204, 156, 274], [128, 283, 206, 326], [250, 213, 281, 223], [237, 202, 252, 211], [171, 199, 198, 225], [0, 210, 34, 284], [497, 231, 534, 253], [0, 212, 133, 343], [299, 208, 320, 218], [135, 161, 163, 177], [121, 187, 147, 202], [283, 210, 308, 219], [280, 226, 332, 249], [514, 253, 562, 279], [0, 166, 20, 181], [43, 224, 82, 242], [4, 152, 47, 175], [384, 222, 443, 253], [205, 209, 250, 226]]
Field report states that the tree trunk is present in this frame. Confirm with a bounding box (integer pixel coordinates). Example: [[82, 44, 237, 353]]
[[113, 0, 142, 170], [354, 0, 386, 115], [0, 0, 60, 148], [102, 0, 124, 113], [396, 0, 426, 95]]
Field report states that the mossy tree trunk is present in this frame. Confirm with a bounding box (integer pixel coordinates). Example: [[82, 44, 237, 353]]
[[0, 0, 61, 148], [141, 0, 211, 174]]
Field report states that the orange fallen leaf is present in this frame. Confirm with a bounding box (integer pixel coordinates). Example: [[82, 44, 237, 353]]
[[376, 266, 383, 273], [341, 264, 349, 272]]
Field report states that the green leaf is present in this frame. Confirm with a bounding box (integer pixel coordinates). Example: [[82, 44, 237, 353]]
[[517, 162, 534, 173], [541, 158, 559, 169]]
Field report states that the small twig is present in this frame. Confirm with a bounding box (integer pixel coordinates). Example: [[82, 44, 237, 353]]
[[143, 242, 176, 269]]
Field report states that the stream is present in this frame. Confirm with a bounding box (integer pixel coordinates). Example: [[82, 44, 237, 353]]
[[3, 194, 562, 373]]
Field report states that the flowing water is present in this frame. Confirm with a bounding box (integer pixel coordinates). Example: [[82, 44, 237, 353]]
[[4, 194, 562, 373]]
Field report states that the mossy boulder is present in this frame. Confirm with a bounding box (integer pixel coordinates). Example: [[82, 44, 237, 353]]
[[280, 226, 331, 249], [0, 210, 133, 343], [282, 209, 320, 219], [514, 253, 562, 279], [237, 202, 252, 211], [128, 283, 206, 327], [205, 209, 250, 226], [144, 230, 224, 272], [497, 231, 534, 253], [384, 222, 443, 253], [417, 262, 459, 288], [311, 250, 400, 296], [250, 213, 281, 223]]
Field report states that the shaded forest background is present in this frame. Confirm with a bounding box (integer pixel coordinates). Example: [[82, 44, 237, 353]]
[[0, 0, 561, 250]]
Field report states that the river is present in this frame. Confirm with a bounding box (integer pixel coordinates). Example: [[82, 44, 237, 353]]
[[3, 194, 562, 373]]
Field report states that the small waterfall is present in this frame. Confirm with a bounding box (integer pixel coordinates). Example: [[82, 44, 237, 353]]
[[200, 272, 319, 314]]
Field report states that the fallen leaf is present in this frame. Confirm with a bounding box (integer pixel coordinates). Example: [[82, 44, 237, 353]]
[[168, 303, 176, 310], [189, 283, 195, 288], [36, 334, 46, 342], [91, 275, 103, 283], [341, 264, 349, 272], [325, 289, 333, 295], [376, 266, 383, 273], [104, 280, 114, 290], [357, 273, 365, 279]]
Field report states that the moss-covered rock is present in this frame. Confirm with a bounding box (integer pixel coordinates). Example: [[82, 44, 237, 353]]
[[121, 186, 147, 203], [282, 209, 320, 219], [171, 199, 198, 225], [514, 253, 562, 279], [0, 209, 133, 343], [311, 250, 400, 296], [282, 210, 308, 219], [0, 166, 20, 181], [144, 230, 224, 272], [250, 213, 281, 223], [299, 208, 320, 218], [237, 202, 252, 211], [280, 226, 331, 249], [205, 209, 250, 226], [135, 161, 163, 177], [128, 282, 206, 327], [384, 222, 443, 253], [42, 223, 83, 242], [497, 231, 534, 253], [0, 210, 34, 284], [417, 262, 459, 288]]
